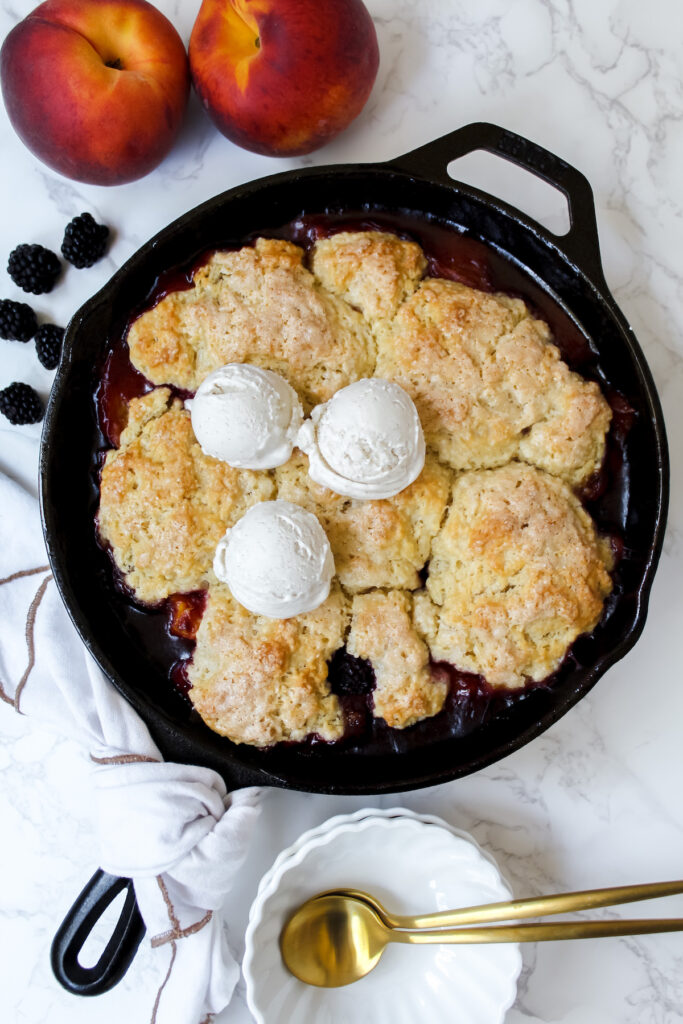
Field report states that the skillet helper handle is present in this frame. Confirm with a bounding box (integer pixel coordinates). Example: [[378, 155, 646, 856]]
[[386, 121, 605, 285], [50, 868, 146, 996]]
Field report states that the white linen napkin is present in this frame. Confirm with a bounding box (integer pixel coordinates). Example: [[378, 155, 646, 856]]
[[0, 438, 263, 1024]]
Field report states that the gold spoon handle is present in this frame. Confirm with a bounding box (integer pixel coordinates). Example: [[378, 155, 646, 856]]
[[391, 917, 683, 945], [387, 880, 683, 929]]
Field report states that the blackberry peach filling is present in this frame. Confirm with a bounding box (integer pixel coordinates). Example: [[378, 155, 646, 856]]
[[95, 221, 620, 749]]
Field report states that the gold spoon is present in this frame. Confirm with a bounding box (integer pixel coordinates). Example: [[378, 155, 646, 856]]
[[318, 879, 683, 929], [280, 880, 683, 988]]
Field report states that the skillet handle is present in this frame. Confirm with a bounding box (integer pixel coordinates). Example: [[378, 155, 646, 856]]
[[386, 121, 605, 284], [50, 869, 146, 996]]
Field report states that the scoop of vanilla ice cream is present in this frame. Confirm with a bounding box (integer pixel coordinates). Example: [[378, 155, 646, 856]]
[[187, 364, 303, 469], [297, 378, 425, 499], [213, 500, 334, 618]]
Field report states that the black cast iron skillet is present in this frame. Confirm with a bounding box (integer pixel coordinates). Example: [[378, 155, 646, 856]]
[[42, 123, 668, 994]]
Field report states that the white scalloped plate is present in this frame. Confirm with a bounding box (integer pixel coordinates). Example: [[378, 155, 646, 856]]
[[244, 810, 521, 1024]]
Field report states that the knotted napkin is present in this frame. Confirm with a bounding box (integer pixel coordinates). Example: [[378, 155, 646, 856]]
[[0, 434, 262, 1024]]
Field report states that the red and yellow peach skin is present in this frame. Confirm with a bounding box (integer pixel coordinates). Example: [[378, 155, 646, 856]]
[[189, 0, 379, 157], [1, 0, 190, 185]]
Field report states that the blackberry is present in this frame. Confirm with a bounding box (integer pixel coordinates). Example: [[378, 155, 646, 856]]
[[0, 299, 38, 341], [7, 243, 61, 294], [0, 382, 44, 425], [61, 213, 109, 268], [328, 649, 375, 695], [35, 323, 65, 370]]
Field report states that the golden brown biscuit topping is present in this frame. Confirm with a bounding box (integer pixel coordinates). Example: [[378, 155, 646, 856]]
[[275, 451, 451, 592], [414, 463, 613, 688], [98, 388, 273, 604], [127, 237, 374, 408], [188, 583, 348, 746], [99, 230, 617, 747], [376, 278, 611, 486], [347, 590, 448, 729], [311, 230, 427, 321]]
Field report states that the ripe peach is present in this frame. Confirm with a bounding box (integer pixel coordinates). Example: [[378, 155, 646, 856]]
[[189, 0, 379, 157], [1, 0, 190, 186]]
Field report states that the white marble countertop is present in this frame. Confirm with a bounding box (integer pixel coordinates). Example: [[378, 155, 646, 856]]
[[1, 0, 682, 1021]]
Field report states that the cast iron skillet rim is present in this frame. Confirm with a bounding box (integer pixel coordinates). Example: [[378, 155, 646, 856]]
[[40, 131, 669, 795]]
